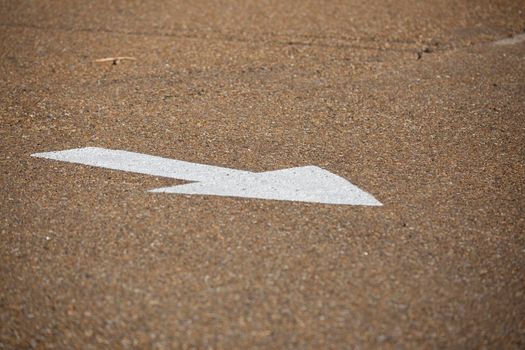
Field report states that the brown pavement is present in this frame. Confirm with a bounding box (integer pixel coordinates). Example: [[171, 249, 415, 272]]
[[1, 1, 524, 348]]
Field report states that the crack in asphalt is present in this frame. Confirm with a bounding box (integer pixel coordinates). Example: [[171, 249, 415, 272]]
[[0, 22, 420, 53]]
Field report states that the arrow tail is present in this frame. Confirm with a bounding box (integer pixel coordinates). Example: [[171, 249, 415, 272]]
[[31, 147, 251, 181]]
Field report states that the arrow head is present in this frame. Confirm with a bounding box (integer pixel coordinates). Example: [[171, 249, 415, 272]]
[[151, 166, 382, 206]]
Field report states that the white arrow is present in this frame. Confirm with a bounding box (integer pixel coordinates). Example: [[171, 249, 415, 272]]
[[31, 147, 382, 206]]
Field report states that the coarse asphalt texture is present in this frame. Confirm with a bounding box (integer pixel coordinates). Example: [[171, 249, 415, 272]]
[[1, 1, 524, 349]]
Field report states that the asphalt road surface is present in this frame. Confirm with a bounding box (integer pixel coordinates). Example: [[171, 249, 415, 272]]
[[1, 1, 524, 349]]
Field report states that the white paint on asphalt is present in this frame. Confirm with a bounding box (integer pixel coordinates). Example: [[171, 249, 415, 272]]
[[32, 147, 382, 206], [32, 147, 250, 182], [494, 33, 525, 46]]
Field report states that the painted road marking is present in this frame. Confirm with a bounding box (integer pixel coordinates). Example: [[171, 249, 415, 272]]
[[494, 33, 525, 46], [32, 147, 382, 206]]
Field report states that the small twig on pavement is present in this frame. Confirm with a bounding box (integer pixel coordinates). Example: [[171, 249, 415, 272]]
[[94, 57, 137, 65]]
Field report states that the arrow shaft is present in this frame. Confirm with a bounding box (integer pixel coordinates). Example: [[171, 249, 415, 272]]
[[32, 147, 252, 181]]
